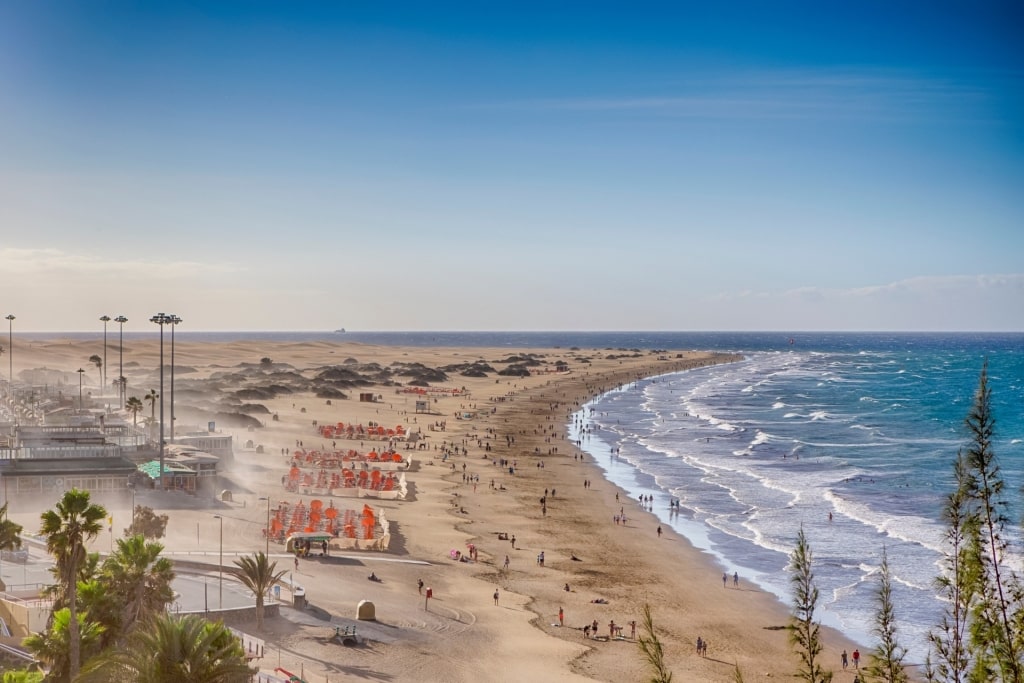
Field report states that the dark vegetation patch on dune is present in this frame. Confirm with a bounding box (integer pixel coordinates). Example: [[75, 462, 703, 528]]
[[234, 388, 278, 400], [315, 388, 349, 399], [237, 403, 271, 415], [211, 411, 264, 429], [495, 355, 544, 367], [498, 365, 532, 377], [393, 363, 448, 383], [315, 367, 366, 383]]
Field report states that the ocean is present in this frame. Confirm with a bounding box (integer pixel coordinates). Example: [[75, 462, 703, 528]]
[[559, 332, 1023, 663], [22, 330, 1024, 659]]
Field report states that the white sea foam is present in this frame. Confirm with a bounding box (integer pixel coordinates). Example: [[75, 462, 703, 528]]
[[573, 336, 1022, 664], [824, 490, 944, 555]]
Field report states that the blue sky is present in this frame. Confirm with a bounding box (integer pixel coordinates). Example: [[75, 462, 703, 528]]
[[1, 2, 1022, 331]]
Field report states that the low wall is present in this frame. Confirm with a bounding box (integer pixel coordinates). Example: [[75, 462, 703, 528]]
[[0, 592, 51, 637], [181, 601, 281, 628], [297, 472, 408, 501]]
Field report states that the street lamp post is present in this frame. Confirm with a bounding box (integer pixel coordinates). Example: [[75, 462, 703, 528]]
[[149, 314, 170, 490], [213, 515, 223, 609], [99, 315, 110, 393], [168, 315, 181, 442], [5, 314, 14, 387], [115, 316, 127, 409], [77, 368, 85, 412], [259, 496, 271, 556]]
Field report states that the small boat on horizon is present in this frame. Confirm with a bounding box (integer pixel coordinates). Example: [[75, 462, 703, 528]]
[[334, 328, 346, 333]]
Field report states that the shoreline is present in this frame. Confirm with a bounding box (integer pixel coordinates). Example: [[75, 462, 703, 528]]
[[4, 340, 870, 682], [567, 375, 883, 655], [477, 352, 867, 681]]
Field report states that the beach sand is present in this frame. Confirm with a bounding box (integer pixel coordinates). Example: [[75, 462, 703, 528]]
[[5, 339, 867, 682]]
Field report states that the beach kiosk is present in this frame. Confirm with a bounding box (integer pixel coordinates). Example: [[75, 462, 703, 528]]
[[285, 531, 334, 557]]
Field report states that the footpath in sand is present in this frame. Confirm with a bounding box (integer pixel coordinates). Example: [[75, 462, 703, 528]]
[[11, 339, 867, 682]]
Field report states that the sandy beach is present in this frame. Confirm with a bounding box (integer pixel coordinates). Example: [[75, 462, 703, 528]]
[[6, 338, 869, 682]]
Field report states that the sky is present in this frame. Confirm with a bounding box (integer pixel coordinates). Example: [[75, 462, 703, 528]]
[[1, 1, 1022, 332]]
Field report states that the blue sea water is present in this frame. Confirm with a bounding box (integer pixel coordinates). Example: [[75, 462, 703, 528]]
[[559, 332, 1023, 663], [23, 330, 1024, 658]]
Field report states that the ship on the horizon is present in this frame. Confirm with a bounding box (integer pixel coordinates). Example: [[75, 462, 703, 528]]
[[334, 328, 346, 333]]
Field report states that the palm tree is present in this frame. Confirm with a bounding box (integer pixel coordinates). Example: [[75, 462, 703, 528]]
[[126, 396, 144, 427], [39, 489, 107, 681], [144, 389, 158, 438], [77, 613, 254, 683], [0, 502, 23, 551], [23, 607, 104, 682], [232, 552, 287, 631], [44, 551, 102, 608], [0, 502, 24, 591], [88, 354, 103, 387], [77, 576, 122, 650], [102, 535, 175, 641]]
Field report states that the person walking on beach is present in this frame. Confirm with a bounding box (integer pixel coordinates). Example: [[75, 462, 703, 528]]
[[841, 650, 848, 670], [852, 648, 860, 669], [493, 589, 500, 606], [510, 535, 516, 549], [418, 578, 424, 595], [503, 554, 510, 570], [558, 606, 564, 626], [657, 525, 662, 538], [722, 572, 727, 587], [696, 636, 703, 655], [733, 571, 739, 587]]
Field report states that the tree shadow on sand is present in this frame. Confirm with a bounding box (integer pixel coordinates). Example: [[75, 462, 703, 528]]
[[274, 642, 394, 681]]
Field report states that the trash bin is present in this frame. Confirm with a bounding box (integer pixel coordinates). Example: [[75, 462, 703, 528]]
[[293, 588, 306, 609]]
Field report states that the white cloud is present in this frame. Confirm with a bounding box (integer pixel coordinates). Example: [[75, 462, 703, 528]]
[[0, 248, 243, 278], [707, 274, 1024, 331], [480, 68, 993, 123]]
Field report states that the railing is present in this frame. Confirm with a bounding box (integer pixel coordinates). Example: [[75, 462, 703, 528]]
[[0, 641, 35, 663], [0, 590, 53, 609]]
